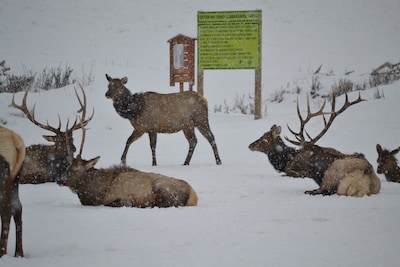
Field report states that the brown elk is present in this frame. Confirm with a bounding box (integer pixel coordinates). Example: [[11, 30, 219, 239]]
[[0, 126, 25, 257], [249, 93, 381, 197], [105, 74, 221, 166], [376, 144, 400, 183], [57, 123, 198, 207], [10, 85, 94, 184]]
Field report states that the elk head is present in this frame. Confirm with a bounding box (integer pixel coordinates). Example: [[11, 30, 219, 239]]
[[105, 74, 129, 101], [249, 125, 297, 173], [57, 115, 100, 188], [376, 144, 400, 182]]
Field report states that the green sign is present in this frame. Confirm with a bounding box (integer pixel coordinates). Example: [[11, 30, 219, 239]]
[[198, 10, 262, 70]]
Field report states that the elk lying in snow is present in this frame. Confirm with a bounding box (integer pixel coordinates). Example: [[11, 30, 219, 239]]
[[249, 93, 381, 197], [376, 144, 400, 183], [0, 126, 25, 257], [105, 74, 221, 166], [58, 124, 198, 208], [10, 85, 94, 184]]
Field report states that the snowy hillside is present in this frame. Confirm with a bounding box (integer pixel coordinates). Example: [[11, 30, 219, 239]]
[[1, 1, 400, 267]]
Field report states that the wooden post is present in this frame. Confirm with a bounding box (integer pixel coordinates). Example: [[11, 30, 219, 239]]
[[254, 68, 262, 119], [179, 82, 184, 92], [197, 68, 204, 95]]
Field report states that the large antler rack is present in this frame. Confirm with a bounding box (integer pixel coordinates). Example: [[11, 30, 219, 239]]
[[9, 84, 94, 134], [285, 92, 365, 147]]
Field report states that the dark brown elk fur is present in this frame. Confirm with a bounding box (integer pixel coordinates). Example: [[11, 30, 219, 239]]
[[10, 86, 93, 184], [249, 93, 380, 197], [0, 126, 25, 257], [376, 144, 400, 183], [105, 74, 221, 166]]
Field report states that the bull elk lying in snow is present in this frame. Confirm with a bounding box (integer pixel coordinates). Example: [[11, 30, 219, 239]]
[[249, 93, 381, 197], [105, 74, 221, 166], [9, 85, 94, 184], [58, 124, 198, 208], [376, 144, 400, 183], [0, 126, 25, 257]]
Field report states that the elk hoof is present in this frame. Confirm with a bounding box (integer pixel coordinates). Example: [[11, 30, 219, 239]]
[[304, 189, 320, 195]]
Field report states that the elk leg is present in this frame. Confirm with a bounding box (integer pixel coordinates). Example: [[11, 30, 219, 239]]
[[148, 131, 157, 166], [0, 161, 11, 257], [0, 213, 11, 257], [11, 182, 23, 257], [305, 188, 336, 196], [197, 126, 222, 165], [183, 128, 197, 165], [121, 130, 144, 165]]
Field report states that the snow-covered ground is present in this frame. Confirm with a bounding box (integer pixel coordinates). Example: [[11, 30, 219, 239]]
[[1, 0, 400, 266]]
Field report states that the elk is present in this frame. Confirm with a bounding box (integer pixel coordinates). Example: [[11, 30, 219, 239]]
[[249, 93, 381, 197], [57, 123, 198, 208], [376, 144, 400, 183], [105, 74, 221, 166], [0, 126, 25, 257], [10, 85, 94, 184]]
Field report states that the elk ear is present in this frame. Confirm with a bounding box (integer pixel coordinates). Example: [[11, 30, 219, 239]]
[[272, 125, 281, 137], [376, 144, 382, 153], [43, 135, 56, 142], [106, 74, 112, 81], [391, 147, 400, 155], [121, 77, 128, 84], [85, 156, 101, 170]]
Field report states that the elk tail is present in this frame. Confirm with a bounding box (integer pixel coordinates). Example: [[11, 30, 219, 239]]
[[186, 185, 198, 206]]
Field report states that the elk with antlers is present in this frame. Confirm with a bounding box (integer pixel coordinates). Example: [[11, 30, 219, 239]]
[[249, 93, 381, 197], [0, 126, 25, 257], [9, 85, 94, 184], [58, 121, 198, 208], [105, 74, 221, 166], [376, 144, 400, 183]]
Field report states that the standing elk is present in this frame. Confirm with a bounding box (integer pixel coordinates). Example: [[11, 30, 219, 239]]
[[105, 74, 221, 166], [10, 85, 94, 184], [376, 144, 400, 183], [0, 126, 25, 257], [249, 93, 381, 197], [57, 123, 198, 208]]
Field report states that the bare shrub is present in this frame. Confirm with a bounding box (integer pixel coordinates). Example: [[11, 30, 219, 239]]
[[269, 89, 285, 103], [0, 61, 79, 93], [370, 62, 400, 87], [35, 64, 75, 90], [331, 78, 354, 97], [374, 88, 385, 99], [310, 76, 322, 98]]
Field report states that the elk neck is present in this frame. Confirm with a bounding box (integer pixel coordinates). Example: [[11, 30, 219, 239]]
[[267, 137, 298, 173], [112, 88, 147, 120]]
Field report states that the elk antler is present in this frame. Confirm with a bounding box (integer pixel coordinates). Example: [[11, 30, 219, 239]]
[[285, 92, 365, 147], [76, 116, 87, 161], [10, 86, 64, 134], [9, 84, 94, 134], [69, 84, 95, 131]]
